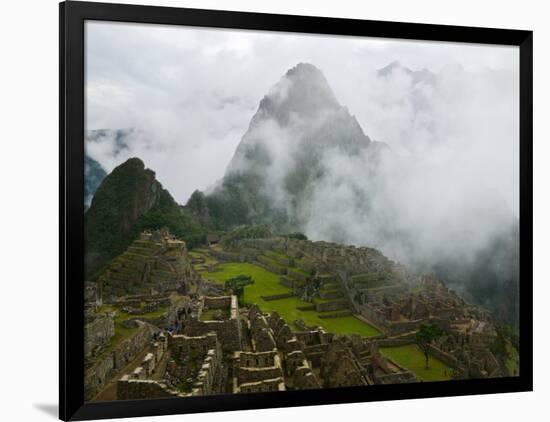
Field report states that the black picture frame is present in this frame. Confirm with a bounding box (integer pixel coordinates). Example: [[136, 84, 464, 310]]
[[59, 1, 533, 420]]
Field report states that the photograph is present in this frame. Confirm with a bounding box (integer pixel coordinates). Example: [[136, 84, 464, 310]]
[[82, 19, 521, 403]]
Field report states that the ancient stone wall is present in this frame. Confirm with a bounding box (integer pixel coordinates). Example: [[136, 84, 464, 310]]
[[387, 320, 423, 336], [235, 377, 286, 394], [184, 320, 236, 350], [169, 332, 218, 358], [359, 305, 391, 334], [193, 346, 224, 395], [209, 249, 242, 262], [203, 296, 232, 309], [233, 350, 285, 391], [84, 354, 114, 401], [231, 237, 399, 278], [315, 300, 348, 312], [98, 230, 198, 300], [294, 329, 332, 347], [84, 313, 115, 359], [84, 322, 155, 401], [117, 379, 181, 400], [236, 365, 283, 384], [261, 292, 295, 301], [185, 296, 241, 351], [249, 313, 277, 352], [427, 344, 465, 372], [376, 337, 414, 347], [113, 323, 156, 370], [165, 332, 225, 395], [374, 372, 417, 384], [293, 366, 321, 390], [257, 256, 287, 275], [279, 276, 294, 288]]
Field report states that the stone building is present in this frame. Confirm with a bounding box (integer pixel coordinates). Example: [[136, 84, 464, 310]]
[[97, 229, 201, 300], [181, 296, 242, 352]]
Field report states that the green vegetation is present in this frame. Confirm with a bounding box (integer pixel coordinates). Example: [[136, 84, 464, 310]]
[[264, 250, 288, 259], [95, 300, 174, 359], [260, 255, 286, 270], [365, 284, 399, 293], [205, 262, 284, 294], [204, 262, 380, 338], [135, 205, 206, 249], [286, 232, 308, 240], [221, 224, 273, 247], [351, 273, 389, 289], [505, 343, 519, 376], [416, 324, 445, 369], [224, 274, 255, 305], [319, 316, 381, 337], [94, 305, 138, 358], [380, 344, 452, 381], [288, 267, 309, 278], [189, 251, 218, 265], [490, 323, 520, 376], [85, 158, 207, 278]]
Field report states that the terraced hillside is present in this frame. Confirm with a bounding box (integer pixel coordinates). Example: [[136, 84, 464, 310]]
[[98, 230, 200, 300], [191, 247, 381, 338]]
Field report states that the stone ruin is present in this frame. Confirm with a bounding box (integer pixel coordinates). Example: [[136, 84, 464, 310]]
[[213, 236, 512, 380], [84, 230, 516, 402], [96, 228, 201, 301], [117, 331, 225, 399]]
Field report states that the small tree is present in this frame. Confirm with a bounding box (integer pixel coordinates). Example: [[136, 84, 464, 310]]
[[224, 274, 254, 305], [287, 232, 308, 241], [415, 324, 444, 369]]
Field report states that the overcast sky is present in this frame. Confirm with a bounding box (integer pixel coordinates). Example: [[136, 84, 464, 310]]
[[85, 20, 519, 211]]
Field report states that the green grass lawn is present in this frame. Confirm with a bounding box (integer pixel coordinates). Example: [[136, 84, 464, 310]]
[[264, 250, 290, 259], [189, 250, 218, 266], [319, 315, 381, 337], [289, 267, 309, 276], [95, 302, 171, 358], [380, 344, 452, 381], [205, 262, 380, 338], [94, 305, 139, 358]]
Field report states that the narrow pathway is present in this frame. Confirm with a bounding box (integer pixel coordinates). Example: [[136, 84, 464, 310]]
[[92, 346, 153, 402]]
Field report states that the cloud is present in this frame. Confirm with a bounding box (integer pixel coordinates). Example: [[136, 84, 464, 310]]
[[85, 21, 518, 212], [215, 61, 518, 274]]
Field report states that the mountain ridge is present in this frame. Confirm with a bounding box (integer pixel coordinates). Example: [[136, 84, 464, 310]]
[[84, 62, 519, 328]]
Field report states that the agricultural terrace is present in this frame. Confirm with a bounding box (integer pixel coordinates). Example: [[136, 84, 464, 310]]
[[380, 344, 452, 381], [195, 259, 381, 338]]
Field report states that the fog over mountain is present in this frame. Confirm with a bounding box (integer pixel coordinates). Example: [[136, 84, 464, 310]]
[[211, 63, 516, 263], [84, 155, 107, 208], [85, 23, 519, 325], [86, 21, 518, 212]]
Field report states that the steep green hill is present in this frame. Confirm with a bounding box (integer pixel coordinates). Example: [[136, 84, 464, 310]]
[[85, 157, 206, 278]]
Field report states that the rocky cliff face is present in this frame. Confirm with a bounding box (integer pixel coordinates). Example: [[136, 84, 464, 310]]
[[85, 62, 519, 329], [85, 158, 180, 277], [227, 62, 372, 179], [196, 62, 519, 328], [204, 63, 382, 230]]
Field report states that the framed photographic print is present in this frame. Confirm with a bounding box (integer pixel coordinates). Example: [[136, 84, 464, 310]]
[[59, 1, 533, 420]]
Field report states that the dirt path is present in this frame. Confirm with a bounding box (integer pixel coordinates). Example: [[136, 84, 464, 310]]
[[92, 347, 153, 402]]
